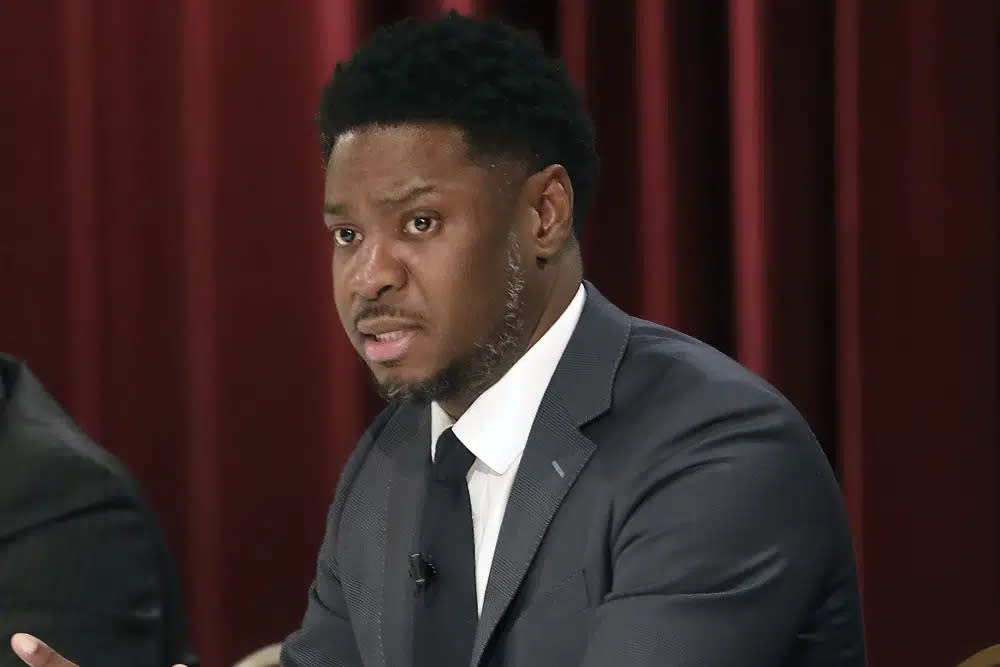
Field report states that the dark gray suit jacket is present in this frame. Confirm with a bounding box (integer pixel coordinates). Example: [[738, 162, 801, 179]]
[[282, 283, 867, 666], [0, 355, 198, 667]]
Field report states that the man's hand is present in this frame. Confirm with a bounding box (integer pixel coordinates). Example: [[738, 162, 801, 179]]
[[9, 634, 187, 667]]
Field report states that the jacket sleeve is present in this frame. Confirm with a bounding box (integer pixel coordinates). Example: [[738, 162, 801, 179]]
[[579, 380, 865, 666], [0, 460, 167, 667], [280, 403, 400, 667], [279, 502, 364, 667]]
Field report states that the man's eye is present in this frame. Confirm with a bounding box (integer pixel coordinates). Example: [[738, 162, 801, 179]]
[[332, 228, 361, 247], [405, 216, 439, 234]]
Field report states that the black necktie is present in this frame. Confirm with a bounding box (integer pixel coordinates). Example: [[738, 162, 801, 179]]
[[413, 427, 478, 667]]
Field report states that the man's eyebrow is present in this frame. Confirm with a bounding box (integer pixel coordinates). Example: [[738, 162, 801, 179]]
[[323, 202, 347, 216], [374, 183, 438, 208], [323, 184, 438, 218]]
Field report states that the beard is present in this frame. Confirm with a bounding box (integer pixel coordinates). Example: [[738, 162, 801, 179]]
[[372, 230, 527, 405]]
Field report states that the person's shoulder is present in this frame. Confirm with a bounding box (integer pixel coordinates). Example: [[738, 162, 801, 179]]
[[331, 400, 411, 497], [570, 288, 807, 444], [1, 357, 130, 477], [0, 357, 141, 527], [615, 316, 791, 413], [593, 316, 832, 487]]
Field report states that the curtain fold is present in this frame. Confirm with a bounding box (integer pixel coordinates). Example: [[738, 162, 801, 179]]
[[835, 2, 999, 663], [1, 1, 996, 665]]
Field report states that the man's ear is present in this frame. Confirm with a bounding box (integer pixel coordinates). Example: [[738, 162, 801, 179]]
[[523, 164, 574, 260]]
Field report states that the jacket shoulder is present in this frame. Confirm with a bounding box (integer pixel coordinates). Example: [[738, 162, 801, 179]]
[[0, 359, 142, 535], [593, 317, 833, 490]]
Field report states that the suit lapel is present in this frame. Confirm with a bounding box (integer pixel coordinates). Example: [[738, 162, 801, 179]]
[[470, 395, 596, 667], [376, 404, 432, 667], [469, 283, 631, 667]]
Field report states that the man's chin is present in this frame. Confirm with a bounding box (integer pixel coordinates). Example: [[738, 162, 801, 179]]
[[374, 380, 435, 404], [368, 366, 445, 403], [365, 330, 516, 405]]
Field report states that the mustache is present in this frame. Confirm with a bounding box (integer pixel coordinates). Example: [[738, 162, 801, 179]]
[[353, 303, 427, 327]]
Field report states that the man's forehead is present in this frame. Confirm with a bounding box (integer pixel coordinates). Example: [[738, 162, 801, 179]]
[[324, 159, 473, 200], [324, 178, 439, 211], [324, 127, 487, 196]]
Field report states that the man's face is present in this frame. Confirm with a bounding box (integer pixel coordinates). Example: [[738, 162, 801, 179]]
[[324, 124, 527, 404]]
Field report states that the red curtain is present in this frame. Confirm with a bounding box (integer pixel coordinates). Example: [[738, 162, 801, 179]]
[[1, 1, 996, 665]]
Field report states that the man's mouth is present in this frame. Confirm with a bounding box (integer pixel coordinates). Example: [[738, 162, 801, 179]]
[[361, 329, 419, 363], [372, 331, 408, 343], [356, 316, 424, 364]]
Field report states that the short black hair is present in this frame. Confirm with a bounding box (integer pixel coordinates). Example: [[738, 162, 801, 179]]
[[317, 11, 599, 238]]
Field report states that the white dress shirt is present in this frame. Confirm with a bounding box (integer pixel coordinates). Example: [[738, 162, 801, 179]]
[[430, 283, 586, 615]]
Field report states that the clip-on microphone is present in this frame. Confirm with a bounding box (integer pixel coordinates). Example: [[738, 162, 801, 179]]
[[408, 553, 437, 596]]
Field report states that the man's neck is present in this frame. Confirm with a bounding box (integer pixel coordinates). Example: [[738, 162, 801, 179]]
[[437, 271, 582, 419]]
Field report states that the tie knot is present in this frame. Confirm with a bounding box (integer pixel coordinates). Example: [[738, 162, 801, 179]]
[[434, 428, 475, 484]]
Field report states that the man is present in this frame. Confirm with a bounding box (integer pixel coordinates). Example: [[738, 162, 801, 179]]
[[1, 354, 198, 667], [11, 11, 866, 667]]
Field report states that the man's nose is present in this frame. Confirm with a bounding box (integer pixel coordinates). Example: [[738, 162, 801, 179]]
[[348, 238, 405, 301]]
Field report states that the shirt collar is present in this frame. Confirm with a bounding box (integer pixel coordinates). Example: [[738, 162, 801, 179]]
[[431, 283, 586, 475]]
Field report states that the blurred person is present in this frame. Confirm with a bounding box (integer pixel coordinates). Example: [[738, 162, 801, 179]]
[[0, 354, 198, 667], [12, 12, 866, 667]]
